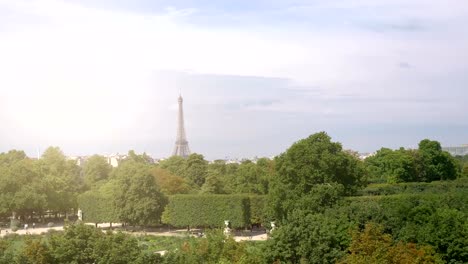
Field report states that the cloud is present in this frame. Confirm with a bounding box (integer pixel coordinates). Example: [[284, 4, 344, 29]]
[[0, 0, 467, 158]]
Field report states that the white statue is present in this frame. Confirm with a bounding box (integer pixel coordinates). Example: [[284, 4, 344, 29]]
[[77, 209, 83, 221], [223, 220, 231, 235], [270, 221, 276, 233]]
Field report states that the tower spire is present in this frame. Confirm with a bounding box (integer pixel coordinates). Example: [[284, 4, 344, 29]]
[[172, 94, 191, 158]]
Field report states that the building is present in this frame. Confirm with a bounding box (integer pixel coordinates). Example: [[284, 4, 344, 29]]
[[442, 145, 468, 156]]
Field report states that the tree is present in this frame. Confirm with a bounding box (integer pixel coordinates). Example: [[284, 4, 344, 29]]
[[82, 155, 112, 189], [365, 148, 420, 183], [113, 161, 167, 226], [339, 223, 441, 264], [418, 139, 459, 181], [152, 167, 192, 195], [38, 147, 83, 214], [269, 132, 366, 221], [17, 238, 53, 264], [200, 170, 225, 194], [77, 181, 119, 225], [124, 150, 154, 164], [264, 209, 353, 264], [182, 153, 208, 187], [158, 156, 187, 177], [232, 160, 271, 195], [463, 164, 468, 178], [0, 153, 46, 219]]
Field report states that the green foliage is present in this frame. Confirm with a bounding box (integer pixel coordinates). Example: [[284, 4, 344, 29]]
[[38, 147, 83, 213], [231, 160, 272, 195], [152, 168, 192, 195], [163, 195, 251, 228], [183, 153, 208, 187], [82, 155, 112, 189], [339, 223, 442, 264], [113, 161, 168, 226], [123, 150, 154, 165], [269, 132, 366, 221], [264, 209, 353, 264], [365, 147, 420, 183], [359, 178, 468, 196], [158, 156, 187, 177], [249, 195, 267, 225], [163, 230, 266, 264], [16, 238, 53, 264], [77, 182, 118, 224], [46, 224, 162, 264], [366, 139, 460, 183], [419, 139, 459, 181], [344, 191, 468, 263]]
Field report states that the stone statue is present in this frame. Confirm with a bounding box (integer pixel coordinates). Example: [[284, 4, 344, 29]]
[[270, 221, 276, 233], [77, 209, 83, 221], [223, 220, 231, 235]]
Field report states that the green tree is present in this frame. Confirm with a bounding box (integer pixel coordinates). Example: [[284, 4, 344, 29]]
[[418, 139, 459, 181], [265, 209, 353, 264], [200, 170, 225, 194], [232, 160, 271, 195], [182, 153, 208, 187], [152, 167, 192, 195], [38, 147, 83, 214], [462, 164, 468, 178], [0, 152, 46, 219], [82, 155, 112, 189], [16, 238, 53, 264], [113, 161, 167, 226], [124, 150, 154, 164], [365, 148, 420, 183], [339, 223, 441, 264], [158, 156, 187, 176], [269, 132, 366, 221]]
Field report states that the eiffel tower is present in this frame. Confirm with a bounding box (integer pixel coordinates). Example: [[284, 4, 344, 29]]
[[172, 94, 191, 157]]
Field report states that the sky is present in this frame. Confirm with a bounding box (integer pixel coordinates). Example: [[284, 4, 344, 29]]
[[0, 0, 467, 159]]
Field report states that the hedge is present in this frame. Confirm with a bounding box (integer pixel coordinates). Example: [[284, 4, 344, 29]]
[[357, 178, 468, 196], [249, 195, 267, 225], [162, 195, 250, 228], [77, 191, 118, 224]]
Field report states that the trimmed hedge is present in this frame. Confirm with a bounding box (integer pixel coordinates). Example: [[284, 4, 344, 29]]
[[249, 195, 267, 225], [358, 178, 468, 196], [77, 191, 118, 224], [162, 195, 251, 228]]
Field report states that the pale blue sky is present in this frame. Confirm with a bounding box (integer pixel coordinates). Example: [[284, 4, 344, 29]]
[[0, 0, 467, 159]]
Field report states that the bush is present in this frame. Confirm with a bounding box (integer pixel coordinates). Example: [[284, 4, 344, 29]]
[[11, 226, 18, 232], [249, 195, 267, 225], [162, 195, 251, 228], [78, 190, 118, 224], [358, 178, 468, 196]]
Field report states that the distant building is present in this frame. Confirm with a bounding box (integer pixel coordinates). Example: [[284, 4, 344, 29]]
[[443, 145, 468, 156], [357, 152, 376, 160]]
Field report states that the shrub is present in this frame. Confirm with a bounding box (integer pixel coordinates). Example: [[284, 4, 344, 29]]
[[163, 195, 250, 228], [77, 190, 118, 224], [249, 195, 267, 225]]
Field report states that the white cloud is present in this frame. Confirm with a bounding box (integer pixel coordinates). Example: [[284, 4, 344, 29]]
[[0, 0, 467, 158]]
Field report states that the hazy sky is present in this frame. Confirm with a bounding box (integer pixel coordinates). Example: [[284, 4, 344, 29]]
[[0, 0, 467, 159]]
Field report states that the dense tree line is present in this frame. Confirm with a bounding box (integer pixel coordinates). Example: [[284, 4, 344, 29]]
[[365, 139, 460, 183], [1, 132, 466, 263]]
